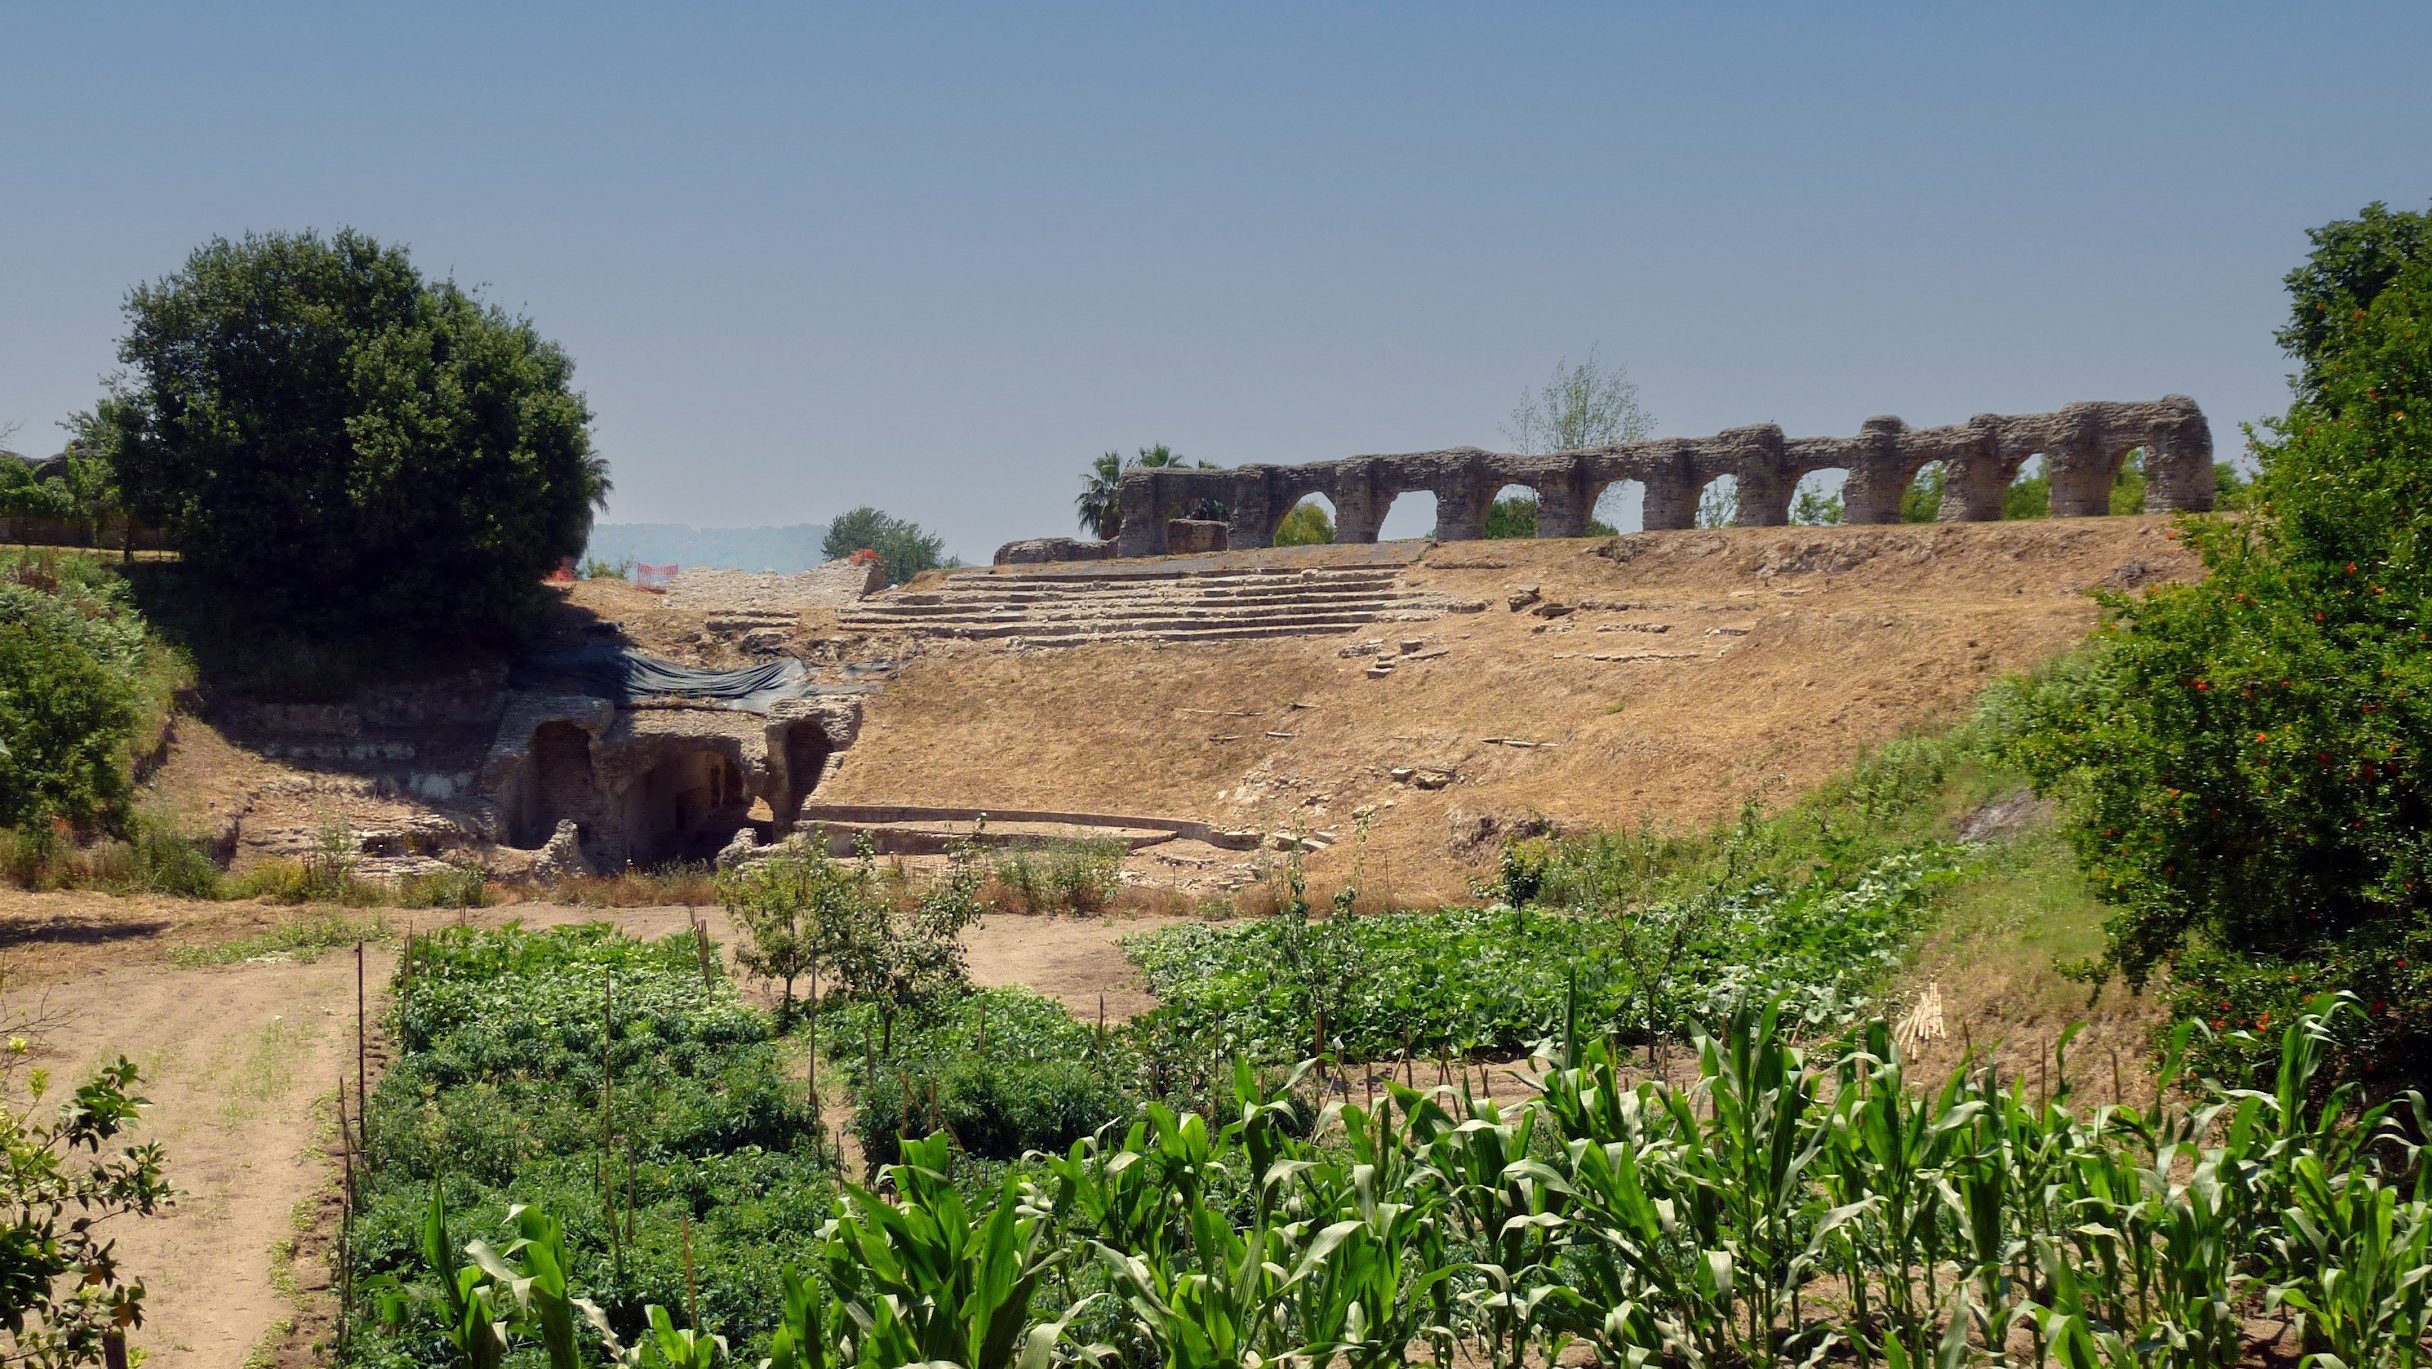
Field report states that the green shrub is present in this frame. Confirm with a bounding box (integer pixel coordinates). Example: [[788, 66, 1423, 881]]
[[0, 824, 66, 891], [2006, 201, 2432, 1091], [113, 816, 223, 898], [856, 1054, 1129, 1166], [395, 862, 488, 910], [823, 985, 1129, 1166], [0, 616, 139, 833], [0, 550, 190, 880], [820, 507, 948, 585], [990, 838, 1123, 915]]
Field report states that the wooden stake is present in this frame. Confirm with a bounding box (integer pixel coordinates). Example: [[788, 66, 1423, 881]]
[[354, 942, 368, 1156], [682, 1212, 699, 1328], [336, 1077, 355, 1352], [806, 959, 821, 1128], [693, 914, 715, 990], [601, 969, 616, 1260], [1314, 1009, 1326, 1087]]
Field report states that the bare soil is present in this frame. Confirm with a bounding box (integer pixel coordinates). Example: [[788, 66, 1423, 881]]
[[824, 519, 2198, 900]]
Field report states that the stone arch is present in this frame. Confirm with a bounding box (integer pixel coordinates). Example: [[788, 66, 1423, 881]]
[[1902, 460, 1948, 522], [1270, 492, 1339, 546], [1376, 487, 1439, 541], [1480, 482, 1543, 538], [509, 720, 596, 848], [620, 740, 751, 865], [2047, 444, 2142, 518], [2001, 454, 2053, 519], [1787, 469, 1848, 525], [1072, 397, 2213, 557], [1586, 477, 1646, 533], [1693, 473, 1740, 529]]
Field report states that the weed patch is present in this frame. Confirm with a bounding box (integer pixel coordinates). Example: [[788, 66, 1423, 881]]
[[171, 911, 390, 968]]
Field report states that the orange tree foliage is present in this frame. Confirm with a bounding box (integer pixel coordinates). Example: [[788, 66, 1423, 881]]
[[2010, 202, 2432, 1090]]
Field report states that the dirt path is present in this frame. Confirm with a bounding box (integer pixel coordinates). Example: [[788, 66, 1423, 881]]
[[0, 892, 1188, 1364], [3, 949, 382, 1368], [499, 902, 1192, 1020]]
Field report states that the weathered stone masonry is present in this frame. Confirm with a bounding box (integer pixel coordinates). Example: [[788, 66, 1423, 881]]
[[1102, 396, 2212, 558]]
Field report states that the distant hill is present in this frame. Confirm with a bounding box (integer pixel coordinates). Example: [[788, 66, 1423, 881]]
[[583, 523, 833, 573]]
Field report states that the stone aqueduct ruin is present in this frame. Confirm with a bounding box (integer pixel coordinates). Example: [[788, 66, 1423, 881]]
[[1084, 396, 2212, 559]]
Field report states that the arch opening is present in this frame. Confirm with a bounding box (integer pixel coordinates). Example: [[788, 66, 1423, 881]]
[[1376, 488, 1439, 541], [2108, 447, 2148, 514], [510, 721, 595, 849], [622, 743, 750, 865], [1589, 479, 1644, 533], [1789, 470, 1847, 525], [1272, 493, 1337, 546], [1694, 474, 1739, 529], [1482, 484, 1543, 538], [1903, 462, 1947, 521], [2003, 454, 2050, 519]]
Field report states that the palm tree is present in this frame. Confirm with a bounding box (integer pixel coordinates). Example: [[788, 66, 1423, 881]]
[[1076, 450, 1126, 539], [1076, 445, 1221, 539]]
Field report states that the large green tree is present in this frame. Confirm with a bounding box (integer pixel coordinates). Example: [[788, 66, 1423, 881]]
[[97, 229, 607, 638], [2009, 201, 2432, 1088]]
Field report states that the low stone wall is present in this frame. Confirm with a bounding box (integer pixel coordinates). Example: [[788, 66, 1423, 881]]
[[1092, 396, 2211, 558], [994, 536, 1118, 566]]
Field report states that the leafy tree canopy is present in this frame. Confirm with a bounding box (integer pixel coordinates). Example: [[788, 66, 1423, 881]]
[[2008, 200, 2432, 1088], [97, 229, 607, 640], [822, 506, 951, 585], [1501, 347, 1653, 455], [1272, 498, 1334, 546]]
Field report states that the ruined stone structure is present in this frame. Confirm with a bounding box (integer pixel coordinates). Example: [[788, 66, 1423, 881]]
[[1085, 396, 2210, 559], [477, 692, 862, 869]]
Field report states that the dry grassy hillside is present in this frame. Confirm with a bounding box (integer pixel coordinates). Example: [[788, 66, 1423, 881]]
[[823, 519, 2196, 900]]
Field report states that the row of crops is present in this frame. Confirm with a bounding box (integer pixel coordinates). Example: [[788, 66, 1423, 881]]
[[349, 920, 2432, 1368]]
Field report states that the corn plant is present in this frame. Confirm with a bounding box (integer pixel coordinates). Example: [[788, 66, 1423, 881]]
[[2269, 1155, 2432, 1368], [354, 980, 2432, 1369], [819, 1134, 1075, 1369], [372, 1188, 509, 1369]]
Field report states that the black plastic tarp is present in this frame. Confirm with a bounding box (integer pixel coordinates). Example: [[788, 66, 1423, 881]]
[[510, 644, 816, 713]]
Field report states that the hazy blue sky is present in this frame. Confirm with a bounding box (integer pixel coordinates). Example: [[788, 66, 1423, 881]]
[[5, 4, 2428, 557]]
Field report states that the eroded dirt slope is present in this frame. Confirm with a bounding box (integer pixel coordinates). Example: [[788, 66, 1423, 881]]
[[823, 519, 2196, 900]]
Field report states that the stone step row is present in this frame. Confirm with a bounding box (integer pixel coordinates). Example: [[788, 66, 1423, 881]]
[[984, 619, 1377, 646], [847, 609, 1391, 642], [885, 587, 1405, 610], [843, 590, 1434, 621], [901, 573, 1406, 603], [841, 593, 1433, 622], [946, 564, 1408, 587]]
